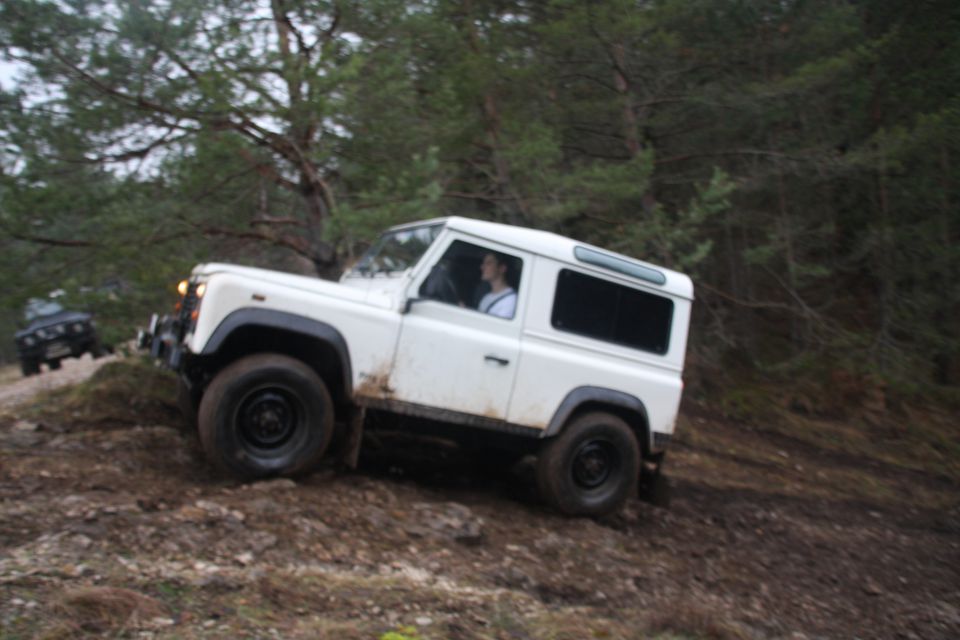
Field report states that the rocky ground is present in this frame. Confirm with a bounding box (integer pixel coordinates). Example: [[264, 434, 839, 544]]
[[0, 358, 958, 639], [0, 354, 118, 409]]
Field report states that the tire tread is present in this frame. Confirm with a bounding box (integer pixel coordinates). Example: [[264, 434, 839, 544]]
[[537, 411, 639, 517]]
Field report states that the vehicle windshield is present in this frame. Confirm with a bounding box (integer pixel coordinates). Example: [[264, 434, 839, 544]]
[[24, 299, 64, 322], [351, 223, 443, 276]]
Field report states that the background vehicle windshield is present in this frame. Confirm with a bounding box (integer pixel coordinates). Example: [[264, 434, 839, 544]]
[[352, 223, 443, 275], [24, 299, 65, 322]]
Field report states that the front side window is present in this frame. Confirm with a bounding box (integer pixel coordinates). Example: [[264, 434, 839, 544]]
[[419, 240, 523, 320], [351, 223, 443, 276], [552, 269, 673, 354]]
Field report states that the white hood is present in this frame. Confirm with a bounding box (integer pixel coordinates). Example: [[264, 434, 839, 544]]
[[191, 263, 404, 309]]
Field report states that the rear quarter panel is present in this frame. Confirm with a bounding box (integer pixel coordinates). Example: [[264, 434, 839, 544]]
[[507, 257, 690, 440]]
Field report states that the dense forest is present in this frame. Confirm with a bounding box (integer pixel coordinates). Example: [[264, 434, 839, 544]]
[[0, 0, 957, 395]]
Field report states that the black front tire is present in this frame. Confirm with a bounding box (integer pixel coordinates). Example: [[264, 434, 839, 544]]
[[21, 359, 40, 377], [537, 412, 640, 517], [198, 353, 334, 478], [48, 359, 62, 371]]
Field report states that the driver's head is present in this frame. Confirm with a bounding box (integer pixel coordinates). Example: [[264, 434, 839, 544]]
[[480, 252, 509, 284]]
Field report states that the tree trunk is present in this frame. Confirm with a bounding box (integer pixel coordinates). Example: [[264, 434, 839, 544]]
[[481, 91, 527, 225], [611, 43, 641, 158]]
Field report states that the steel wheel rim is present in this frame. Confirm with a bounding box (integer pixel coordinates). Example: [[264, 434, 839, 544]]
[[572, 439, 618, 489], [237, 387, 301, 453]]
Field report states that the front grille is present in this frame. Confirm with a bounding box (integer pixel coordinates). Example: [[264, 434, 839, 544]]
[[173, 282, 202, 341], [181, 283, 200, 320]]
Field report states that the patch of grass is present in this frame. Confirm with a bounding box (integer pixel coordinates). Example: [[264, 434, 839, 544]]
[[24, 358, 179, 428], [766, 407, 960, 483], [381, 626, 422, 640], [153, 579, 191, 603], [0, 610, 42, 640], [294, 619, 369, 639], [676, 407, 959, 509], [44, 586, 167, 637], [688, 371, 960, 501], [645, 603, 748, 640], [712, 384, 779, 423], [486, 606, 530, 638], [521, 610, 646, 640], [235, 602, 281, 625]]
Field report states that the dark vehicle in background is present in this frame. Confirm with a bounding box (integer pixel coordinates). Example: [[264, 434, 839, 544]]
[[14, 299, 105, 376]]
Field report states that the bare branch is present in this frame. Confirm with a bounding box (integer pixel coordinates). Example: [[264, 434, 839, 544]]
[[697, 281, 797, 312], [655, 149, 806, 166], [192, 222, 315, 261], [251, 216, 308, 228], [560, 144, 632, 161], [443, 191, 516, 203], [79, 129, 191, 164], [183, 165, 262, 205], [275, 0, 312, 57], [237, 147, 299, 192], [322, 3, 341, 42], [1, 225, 96, 248]]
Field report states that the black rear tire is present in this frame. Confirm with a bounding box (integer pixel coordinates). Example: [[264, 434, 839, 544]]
[[537, 412, 640, 517], [21, 359, 40, 377], [48, 359, 62, 371], [198, 353, 334, 478]]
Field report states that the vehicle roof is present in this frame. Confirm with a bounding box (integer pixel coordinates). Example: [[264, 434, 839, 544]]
[[391, 216, 694, 300]]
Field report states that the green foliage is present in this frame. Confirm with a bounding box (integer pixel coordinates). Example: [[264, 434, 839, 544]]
[[22, 358, 179, 427], [333, 146, 447, 258], [1, 0, 958, 390], [380, 626, 421, 640]]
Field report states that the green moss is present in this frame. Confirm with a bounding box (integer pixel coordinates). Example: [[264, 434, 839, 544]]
[[24, 357, 179, 428], [380, 627, 422, 640], [714, 385, 778, 422]]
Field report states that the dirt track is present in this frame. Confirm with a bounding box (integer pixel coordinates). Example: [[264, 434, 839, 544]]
[[0, 353, 117, 410], [1, 358, 958, 639]]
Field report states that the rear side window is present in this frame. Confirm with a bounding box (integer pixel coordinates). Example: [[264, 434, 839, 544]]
[[552, 269, 673, 354]]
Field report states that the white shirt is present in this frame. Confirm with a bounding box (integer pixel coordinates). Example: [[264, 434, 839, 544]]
[[479, 287, 517, 319]]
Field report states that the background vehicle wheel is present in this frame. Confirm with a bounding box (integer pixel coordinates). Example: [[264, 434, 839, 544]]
[[20, 359, 40, 377], [90, 340, 106, 359], [48, 359, 62, 371], [198, 353, 334, 478], [177, 377, 199, 430], [536, 411, 640, 517]]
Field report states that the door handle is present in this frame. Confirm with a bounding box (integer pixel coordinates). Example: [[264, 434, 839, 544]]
[[484, 354, 510, 366]]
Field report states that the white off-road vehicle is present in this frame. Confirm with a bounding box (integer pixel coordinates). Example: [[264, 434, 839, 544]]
[[141, 217, 692, 516]]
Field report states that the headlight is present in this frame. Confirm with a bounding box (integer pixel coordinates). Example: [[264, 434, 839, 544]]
[[178, 280, 189, 296], [36, 329, 47, 339], [72, 322, 85, 333], [23, 336, 36, 347], [51, 324, 66, 336]]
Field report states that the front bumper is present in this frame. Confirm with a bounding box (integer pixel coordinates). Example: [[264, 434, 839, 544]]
[[18, 331, 98, 362], [137, 313, 186, 370]]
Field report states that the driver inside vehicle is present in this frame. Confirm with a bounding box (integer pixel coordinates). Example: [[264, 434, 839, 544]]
[[477, 252, 517, 319], [419, 240, 522, 319]]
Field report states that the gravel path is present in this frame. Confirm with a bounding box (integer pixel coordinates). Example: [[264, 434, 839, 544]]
[[0, 353, 118, 411]]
